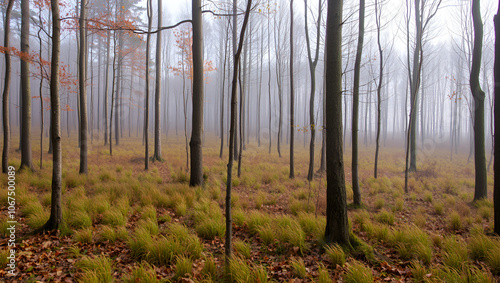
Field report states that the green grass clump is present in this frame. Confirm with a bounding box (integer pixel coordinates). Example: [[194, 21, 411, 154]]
[[324, 244, 345, 266], [27, 209, 49, 229], [434, 202, 444, 215], [201, 256, 218, 280], [393, 198, 404, 212], [448, 211, 462, 231], [229, 257, 251, 283], [257, 223, 275, 246], [175, 200, 188, 216], [101, 208, 127, 227], [0, 249, 9, 267], [468, 233, 494, 261], [73, 228, 93, 244], [234, 240, 251, 259], [478, 206, 491, 219], [423, 192, 433, 202], [75, 255, 113, 283], [289, 199, 314, 215], [195, 218, 225, 240], [344, 260, 373, 283], [411, 260, 427, 282], [275, 216, 306, 252], [98, 171, 115, 182], [374, 198, 385, 209], [487, 243, 500, 274], [375, 209, 395, 225], [97, 226, 117, 243], [298, 213, 324, 238], [316, 264, 331, 283], [128, 227, 153, 260], [123, 262, 158, 283], [390, 225, 432, 264], [141, 205, 157, 222], [22, 201, 44, 217], [352, 210, 370, 226], [68, 210, 93, 229], [442, 236, 469, 271], [247, 211, 272, 235], [232, 209, 246, 227], [90, 194, 111, 215], [65, 172, 86, 188], [252, 265, 269, 283], [174, 255, 193, 279], [290, 258, 306, 279]]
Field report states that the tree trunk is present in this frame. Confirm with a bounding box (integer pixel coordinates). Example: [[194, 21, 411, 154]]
[[2, 0, 14, 173], [79, 0, 88, 175], [104, 29, 111, 145], [226, 0, 252, 270], [324, 0, 349, 246], [232, 0, 239, 161], [41, 0, 63, 231], [494, 1, 500, 235], [190, 0, 204, 186], [289, 0, 295, 179], [409, 0, 422, 172], [20, 0, 33, 171], [153, 0, 163, 161], [145, 0, 152, 170], [471, 0, 487, 201], [374, 0, 383, 179], [351, 0, 364, 205]]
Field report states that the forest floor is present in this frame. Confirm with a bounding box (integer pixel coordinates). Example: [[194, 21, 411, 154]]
[[0, 136, 499, 282]]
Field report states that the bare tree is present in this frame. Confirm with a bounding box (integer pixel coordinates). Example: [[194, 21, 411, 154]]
[[494, 0, 500, 235], [470, 0, 487, 200], [153, 0, 163, 162], [79, 0, 89, 174], [40, 0, 63, 231], [324, 0, 349, 246], [289, 0, 295, 179], [20, 0, 33, 171], [2, 0, 14, 173], [190, 0, 204, 186], [145, 0, 152, 170]]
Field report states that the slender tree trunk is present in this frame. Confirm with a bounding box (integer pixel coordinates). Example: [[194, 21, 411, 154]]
[[190, 0, 204, 186], [110, 34, 117, 156], [226, 0, 252, 271], [153, 0, 162, 161], [38, 25, 44, 169], [232, 0, 239, 161], [220, 22, 229, 159], [471, 0, 487, 200], [374, 0, 383, 179], [351, 0, 364, 205], [289, 0, 295, 179], [79, 0, 88, 175], [324, 0, 349, 246], [104, 29, 111, 145], [20, 0, 33, 171], [2, 0, 14, 173], [41, 0, 62, 231], [493, 1, 500, 235], [145, 0, 152, 170]]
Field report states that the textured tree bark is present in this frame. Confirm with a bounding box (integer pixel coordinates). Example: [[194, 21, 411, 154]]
[[351, 0, 364, 205], [190, 0, 204, 186], [153, 0, 163, 161], [79, 0, 88, 175], [104, 28, 111, 145], [494, 1, 500, 235], [324, 0, 350, 246], [145, 0, 152, 170], [226, 0, 252, 271], [41, 0, 63, 231], [471, 0, 487, 201], [289, 0, 295, 179], [2, 0, 14, 173], [20, 0, 33, 171]]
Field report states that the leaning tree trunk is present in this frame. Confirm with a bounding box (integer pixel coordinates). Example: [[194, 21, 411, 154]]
[[40, 0, 63, 231], [79, 0, 88, 175], [471, 0, 487, 201], [20, 0, 33, 171], [2, 0, 14, 174], [494, 1, 500, 235], [153, 0, 162, 161], [324, 0, 350, 246], [190, 0, 204, 186], [289, 0, 295, 179], [351, 0, 364, 205], [226, 0, 252, 270]]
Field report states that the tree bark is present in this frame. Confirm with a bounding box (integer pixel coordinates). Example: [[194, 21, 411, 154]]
[[374, 0, 383, 179], [351, 0, 364, 205], [471, 0, 487, 201], [153, 0, 163, 161], [145, 0, 152, 170], [494, 1, 500, 235], [2, 0, 14, 174], [226, 0, 252, 270], [20, 0, 33, 171], [79, 0, 88, 175], [104, 28, 111, 145], [190, 0, 204, 186], [40, 0, 63, 231], [289, 0, 295, 179], [324, 0, 350, 246]]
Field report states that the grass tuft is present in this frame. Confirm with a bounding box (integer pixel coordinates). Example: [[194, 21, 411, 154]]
[[75, 255, 113, 283], [290, 257, 306, 279], [344, 260, 373, 283], [324, 243, 345, 266]]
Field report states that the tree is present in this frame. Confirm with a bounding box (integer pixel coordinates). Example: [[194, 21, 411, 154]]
[[145, 0, 152, 170], [2, 0, 14, 174], [494, 0, 500, 235], [40, 0, 63, 231], [79, 0, 89, 175], [324, 0, 349, 246], [20, 0, 33, 171], [470, 0, 487, 201], [289, 0, 295, 179], [226, 0, 252, 268], [153, 0, 163, 162], [190, 0, 204, 186], [374, 0, 383, 178], [304, 0, 322, 181], [351, 0, 364, 205]]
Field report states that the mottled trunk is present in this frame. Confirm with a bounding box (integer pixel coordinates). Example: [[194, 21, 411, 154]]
[[2, 0, 14, 173], [20, 0, 33, 170], [79, 0, 88, 175], [190, 0, 204, 186]]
